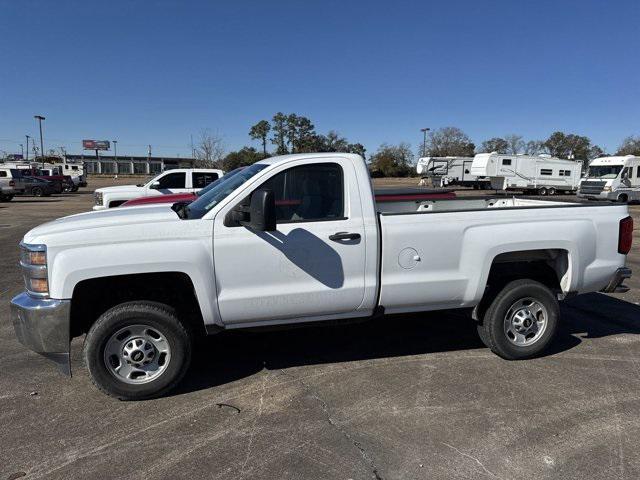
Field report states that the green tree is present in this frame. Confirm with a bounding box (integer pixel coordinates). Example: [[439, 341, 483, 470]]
[[222, 146, 265, 171], [544, 131, 594, 160], [369, 143, 414, 177], [480, 137, 508, 154], [616, 136, 640, 156], [271, 112, 289, 155], [249, 120, 271, 156], [425, 127, 475, 157]]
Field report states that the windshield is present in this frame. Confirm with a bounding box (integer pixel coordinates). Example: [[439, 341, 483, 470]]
[[186, 163, 268, 219], [586, 165, 623, 179], [195, 167, 245, 197]]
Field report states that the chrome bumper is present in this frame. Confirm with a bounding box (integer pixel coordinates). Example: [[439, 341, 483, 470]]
[[601, 267, 632, 294], [10, 292, 72, 375]]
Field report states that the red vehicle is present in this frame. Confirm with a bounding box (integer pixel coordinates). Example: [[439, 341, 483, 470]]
[[18, 167, 75, 193]]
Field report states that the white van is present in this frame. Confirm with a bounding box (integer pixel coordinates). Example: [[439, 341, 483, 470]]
[[471, 153, 582, 195], [416, 157, 491, 189], [578, 155, 640, 202]]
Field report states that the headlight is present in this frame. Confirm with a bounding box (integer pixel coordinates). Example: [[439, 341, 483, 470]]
[[95, 192, 103, 205], [603, 186, 612, 192], [19, 243, 49, 297]]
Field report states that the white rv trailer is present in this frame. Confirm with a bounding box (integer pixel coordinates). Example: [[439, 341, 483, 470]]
[[470, 153, 582, 195], [416, 156, 491, 188], [578, 155, 640, 202]]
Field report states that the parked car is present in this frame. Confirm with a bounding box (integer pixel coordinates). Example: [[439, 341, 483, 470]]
[[121, 167, 455, 207], [11, 153, 633, 399], [15, 176, 55, 197], [0, 167, 26, 201], [93, 168, 224, 210]]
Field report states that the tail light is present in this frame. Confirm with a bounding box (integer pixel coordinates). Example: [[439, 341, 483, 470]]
[[9, 180, 15, 187], [618, 216, 633, 255]]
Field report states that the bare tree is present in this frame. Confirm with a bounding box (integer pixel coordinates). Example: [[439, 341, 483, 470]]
[[425, 127, 475, 157], [524, 140, 547, 155], [504, 134, 524, 154], [194, 129, 225, 168]]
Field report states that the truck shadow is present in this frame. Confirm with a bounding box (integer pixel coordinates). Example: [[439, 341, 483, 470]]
[[176, 293, 640, 397]]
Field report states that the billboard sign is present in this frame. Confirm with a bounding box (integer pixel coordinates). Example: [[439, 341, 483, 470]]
[[82, 139, 111, 150]]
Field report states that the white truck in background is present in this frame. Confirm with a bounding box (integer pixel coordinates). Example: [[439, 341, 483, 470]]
[[578, 155, 640, 203], [471, 153, 582, 195], [416, 156, 491, 189], [93, 168, 224, 209], [11, 153, 633, 400]]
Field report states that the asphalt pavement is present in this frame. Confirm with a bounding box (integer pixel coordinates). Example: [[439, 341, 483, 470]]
[[1, 178, 639, 480]]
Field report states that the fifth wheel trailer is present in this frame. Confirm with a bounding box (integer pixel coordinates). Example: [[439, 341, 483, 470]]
[[471, 153, 582, 195], [416, 157, 491, 188]]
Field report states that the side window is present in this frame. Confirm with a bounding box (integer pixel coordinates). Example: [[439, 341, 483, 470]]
[[540, 169, 553, 176], [193, 171, 219, 188], [0, 171, 6, 177], [502, 159, 512, 166], [157, 172, 186, 189], [261, 163, 344, 222], [637, 166, 640, 178]]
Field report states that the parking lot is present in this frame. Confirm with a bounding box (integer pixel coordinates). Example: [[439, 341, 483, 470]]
[[1, 178, 640, 480]]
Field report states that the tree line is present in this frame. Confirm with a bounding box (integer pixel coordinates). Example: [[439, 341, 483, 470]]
[[192, 118, 640, 177]]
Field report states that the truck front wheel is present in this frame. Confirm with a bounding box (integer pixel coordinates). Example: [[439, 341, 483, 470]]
[[477, 279, 559, 360], [83, 301, 192, 400]]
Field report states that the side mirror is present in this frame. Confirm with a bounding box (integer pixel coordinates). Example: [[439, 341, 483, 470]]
[[242, 189, 276, 231], [149, 181, 161, 189]]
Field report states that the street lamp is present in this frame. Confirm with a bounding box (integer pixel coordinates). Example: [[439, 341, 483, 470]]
[[113, 140, 118, 163], [420, 128, 430, 158], [34, 115, 46, 168], [20, 144, 24, 158], [25, 135, 31, 162]]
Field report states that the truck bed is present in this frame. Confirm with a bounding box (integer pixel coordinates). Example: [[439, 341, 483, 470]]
[[376, 195, 583, 214]]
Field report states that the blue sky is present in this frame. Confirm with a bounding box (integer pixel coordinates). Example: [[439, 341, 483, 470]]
[[1, 0, 638, 158]]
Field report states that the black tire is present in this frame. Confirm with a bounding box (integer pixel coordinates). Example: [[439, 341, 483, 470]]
[[32, 186, 43, 197], [618, 194, 628, 203], [477, 279, 559, 360], [547, 187, 556, 196], [0, 194, 13, 202], [84, 301, 192, 400], [538, 187, 547, 196]]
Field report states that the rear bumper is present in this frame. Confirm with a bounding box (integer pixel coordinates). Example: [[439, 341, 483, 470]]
[[10, 292, 71, 375], [601, 267, 632, 294]]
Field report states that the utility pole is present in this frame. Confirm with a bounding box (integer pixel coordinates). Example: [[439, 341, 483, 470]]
[[420, 128, 430, 158], [113, 140, 118, 163], [20, 144, 24, 158], [25, 135, 30, 162], [34, 115, 46, 168]]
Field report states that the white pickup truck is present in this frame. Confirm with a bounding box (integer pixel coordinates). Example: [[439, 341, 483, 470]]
[[11, 153, 633, 400], [93, 168, 224, 210]]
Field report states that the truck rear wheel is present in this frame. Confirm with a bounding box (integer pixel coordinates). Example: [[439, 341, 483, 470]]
[[538, 187, 547, 196], [477, 279, 559, 360], [83, 301, 192, 400]]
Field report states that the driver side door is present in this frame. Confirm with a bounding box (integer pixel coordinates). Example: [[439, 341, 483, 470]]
[[212, 159, 367, 326]]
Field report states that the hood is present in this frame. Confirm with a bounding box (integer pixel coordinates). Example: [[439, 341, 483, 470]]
[[96, 184, 145, 194], [24, 205, 179, 243]]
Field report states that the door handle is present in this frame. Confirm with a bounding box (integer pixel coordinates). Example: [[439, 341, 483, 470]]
[[329, 232, 361, 241]]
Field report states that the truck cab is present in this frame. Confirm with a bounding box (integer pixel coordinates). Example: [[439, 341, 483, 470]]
[[579, 155, 640, 201]]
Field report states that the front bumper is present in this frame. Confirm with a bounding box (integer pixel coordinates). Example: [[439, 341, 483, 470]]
[[10, 292, 72, 375], [92, 205, 107, 211], [601, 267, 632, 294]]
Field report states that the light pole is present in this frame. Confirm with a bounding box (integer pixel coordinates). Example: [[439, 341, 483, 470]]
[[25, 135, 31, 162], [420, 128, 430, 158], [113, 140, 118, 163], [34, 115, 46, 168], [20, 144, 24, 158]]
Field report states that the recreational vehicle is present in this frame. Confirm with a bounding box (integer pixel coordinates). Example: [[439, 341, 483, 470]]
[[416, 156, 491, 188], [470, 153, 582, 195], [578, 155, 640, 202]]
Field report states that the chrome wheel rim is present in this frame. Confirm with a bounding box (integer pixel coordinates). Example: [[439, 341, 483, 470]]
[[103, 324, 171, 384], [503, 297, 548, 346]]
